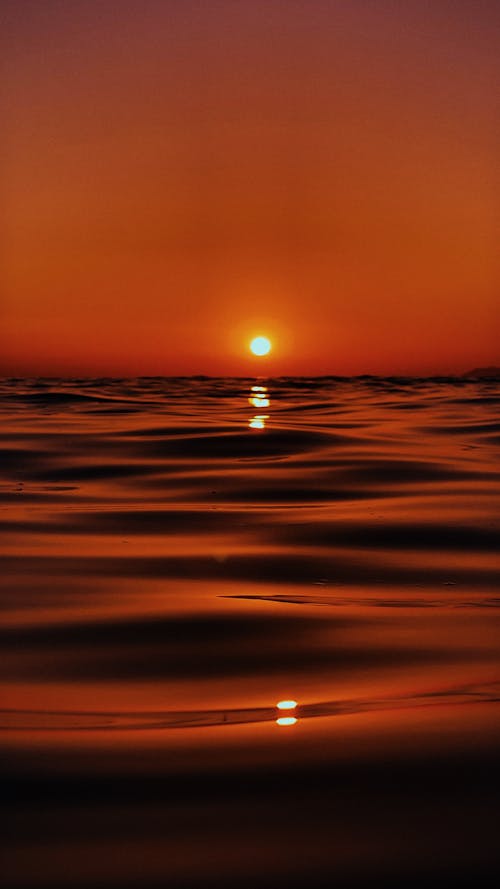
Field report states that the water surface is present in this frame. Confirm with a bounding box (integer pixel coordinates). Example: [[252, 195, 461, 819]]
[[1, 377, 500, 887]]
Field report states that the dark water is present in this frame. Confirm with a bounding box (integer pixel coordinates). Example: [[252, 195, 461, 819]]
[[1, 377, 500, 887]]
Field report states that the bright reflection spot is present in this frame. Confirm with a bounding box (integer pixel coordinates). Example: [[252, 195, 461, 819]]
[[247, 384, 271, 430], [248, 386, 269, 409], [249, 415, 269, 429], [250, 336, 271, 357], [277, 700, 298, 710], [276, 716, 297, 726]]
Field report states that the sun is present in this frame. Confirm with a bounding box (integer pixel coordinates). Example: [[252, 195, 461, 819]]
[[250, 336, 272, 357]]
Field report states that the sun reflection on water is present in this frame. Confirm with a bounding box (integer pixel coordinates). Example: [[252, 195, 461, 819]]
[[249, 415, 269, 429], [248, 384, 271, 429], [277, 700, 297, 710], [249, 396, 270, 408], [275, 699, 298, 726]]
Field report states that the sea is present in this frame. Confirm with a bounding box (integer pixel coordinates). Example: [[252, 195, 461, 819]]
[[1, 376, 500, 887]]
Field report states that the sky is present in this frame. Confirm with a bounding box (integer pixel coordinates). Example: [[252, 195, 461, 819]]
[[1, 0, 499, 376]]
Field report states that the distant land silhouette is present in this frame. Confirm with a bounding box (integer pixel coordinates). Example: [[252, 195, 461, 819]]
[[463, 366, 500, 379]]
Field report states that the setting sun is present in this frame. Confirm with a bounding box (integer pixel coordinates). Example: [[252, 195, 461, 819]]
[[250, 336, 272, 357]]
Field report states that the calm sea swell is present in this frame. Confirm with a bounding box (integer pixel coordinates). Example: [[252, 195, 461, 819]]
[[1, 377, 500, 887]]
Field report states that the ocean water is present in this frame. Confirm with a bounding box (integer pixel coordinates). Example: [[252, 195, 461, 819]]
[[1, 377, 500, 887]]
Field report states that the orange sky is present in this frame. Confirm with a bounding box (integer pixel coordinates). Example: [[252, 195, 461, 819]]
[[1, 1, 498, 375]]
